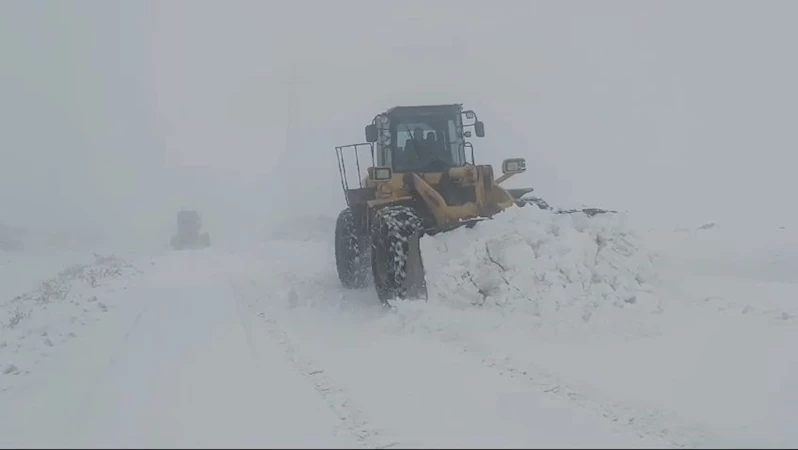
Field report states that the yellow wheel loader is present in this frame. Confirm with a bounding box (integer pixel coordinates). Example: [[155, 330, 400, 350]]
[[170, 210, 211, 250], [334, 104, 613, 304]]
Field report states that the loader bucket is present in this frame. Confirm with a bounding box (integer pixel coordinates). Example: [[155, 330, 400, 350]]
[[515, 195, 616, 217], [424, 218, 484, 236], [556, 207, 617, 217]]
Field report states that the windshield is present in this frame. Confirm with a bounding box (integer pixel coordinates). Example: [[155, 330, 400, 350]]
[[388, 114, 467, 172]]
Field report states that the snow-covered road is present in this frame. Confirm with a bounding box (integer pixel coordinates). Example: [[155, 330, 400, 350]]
[[0, 252, 361, 448], [0, 249, 659, 448], [2, 207, 797, 448]]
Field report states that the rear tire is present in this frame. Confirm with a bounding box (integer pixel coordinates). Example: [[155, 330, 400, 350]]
[[370, 205, 426, 304], [335, 208, 369, 289]]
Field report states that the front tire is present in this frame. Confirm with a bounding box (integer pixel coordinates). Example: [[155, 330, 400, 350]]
[[335, 208, 369, 289], [370, 205, 427, 304]]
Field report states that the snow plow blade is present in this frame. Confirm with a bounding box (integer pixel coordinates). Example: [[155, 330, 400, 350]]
[[555, 207, 617, 217], [514, 195, 617, 217], [424, 218, 484, 236]]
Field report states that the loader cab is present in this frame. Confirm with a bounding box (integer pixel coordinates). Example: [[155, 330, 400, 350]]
[[365, 104, 485, 173], [176, 210, 202, 237]]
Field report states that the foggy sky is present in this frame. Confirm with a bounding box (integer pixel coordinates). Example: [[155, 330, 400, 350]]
[[2, 0, 797, 246]]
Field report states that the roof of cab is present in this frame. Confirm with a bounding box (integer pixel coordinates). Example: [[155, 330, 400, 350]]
[[384, 104, 463, 116]]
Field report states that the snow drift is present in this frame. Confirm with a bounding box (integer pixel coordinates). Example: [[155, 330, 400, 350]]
[[261, 206, 669, 344], [424, 207, 659, 310], [0, 253, 142, 388], [374, 206, 664, 341]]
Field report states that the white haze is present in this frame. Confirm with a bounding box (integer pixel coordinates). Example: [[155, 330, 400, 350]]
[[2, 0, 797, 250]]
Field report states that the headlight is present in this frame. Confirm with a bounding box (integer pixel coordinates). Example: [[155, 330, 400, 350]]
[[370, 166, 392, 180], [501, 158, 526, 174]]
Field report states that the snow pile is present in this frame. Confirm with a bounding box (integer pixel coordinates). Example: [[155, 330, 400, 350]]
[[0, 254, 141, 386], [417, 206, 664, 338]]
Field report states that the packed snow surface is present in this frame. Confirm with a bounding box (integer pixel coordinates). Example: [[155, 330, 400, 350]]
[[2, 205, 797, 448]]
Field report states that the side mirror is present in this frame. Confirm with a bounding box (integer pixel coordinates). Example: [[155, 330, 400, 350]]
[[474, 121, 485, 137], [501, 158, 526, 175], [365, 124, 377, 143]]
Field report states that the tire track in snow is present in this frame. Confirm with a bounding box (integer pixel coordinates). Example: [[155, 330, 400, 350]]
[[229, 279, 403, 450], [62, 292, 157, 443], [382, 303, 726, 449], [461, 342, 707, 448]]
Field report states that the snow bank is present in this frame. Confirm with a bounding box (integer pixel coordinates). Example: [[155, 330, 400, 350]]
[[416, 206, 663, 339], [0, 250, 102, 300], [0, 254, 142, 387]]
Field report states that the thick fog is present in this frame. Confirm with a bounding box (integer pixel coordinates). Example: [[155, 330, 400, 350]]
[[2, 0, 797, 249]]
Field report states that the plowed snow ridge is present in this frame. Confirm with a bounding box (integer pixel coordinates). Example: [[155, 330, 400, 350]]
[[422, 207, 661, 331]]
